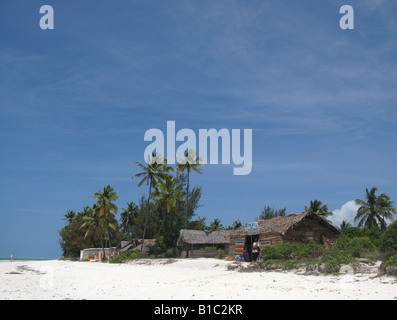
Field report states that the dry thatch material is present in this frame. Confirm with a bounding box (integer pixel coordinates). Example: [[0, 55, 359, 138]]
[[231, 212, 340, 237], [177, 229, 231, 246]]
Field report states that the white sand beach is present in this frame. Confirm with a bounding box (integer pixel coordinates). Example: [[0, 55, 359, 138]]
[[0, 259, 396, 300]]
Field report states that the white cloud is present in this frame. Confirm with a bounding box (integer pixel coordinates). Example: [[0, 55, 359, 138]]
[[330, 200, 360, 228]]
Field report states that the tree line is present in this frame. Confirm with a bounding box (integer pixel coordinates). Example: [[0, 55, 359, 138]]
[[60, 147, 396, 260]]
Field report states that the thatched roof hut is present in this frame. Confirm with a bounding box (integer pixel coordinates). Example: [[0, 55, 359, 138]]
[[229, 212, 340, 257], [177, 229, 231, 258], [232, 212, 339, 237], [177, 229, 231, 247]]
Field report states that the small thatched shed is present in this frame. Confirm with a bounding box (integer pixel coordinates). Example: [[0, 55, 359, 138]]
[[116, 239, 157, 254], [177, 229, 231, 258], [229, 212, 340, 258]]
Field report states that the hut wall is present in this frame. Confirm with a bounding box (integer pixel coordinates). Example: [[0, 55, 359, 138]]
[[229, 235, 245, 255], [80, 248, 116, 261], [258, 233, 284, 247], [283, 218, 338, 245]]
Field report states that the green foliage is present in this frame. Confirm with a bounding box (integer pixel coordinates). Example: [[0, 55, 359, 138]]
[[207, 218, 223, 232], [355, 187, 396, 231], [215, 249, 225, 259], [320, 246, 353, 274], [259, 206, 287, 220], [164, 247, 180, 258], [321, 235, 379, 273], [110, 251, 139, 264], [59, 213, 102, 258], [349, 237, 376, 258], [261, 241, 324, 261], [381, 221, 397, 254], [385, 255, 397, 267], [342, 227, 382, 241], [305, 200, 333, 221]]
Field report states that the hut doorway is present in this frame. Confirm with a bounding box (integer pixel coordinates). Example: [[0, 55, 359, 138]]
[[245, 235, 259, 261]]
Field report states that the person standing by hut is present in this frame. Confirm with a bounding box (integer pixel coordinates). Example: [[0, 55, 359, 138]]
[[252, 241, 260, 261]]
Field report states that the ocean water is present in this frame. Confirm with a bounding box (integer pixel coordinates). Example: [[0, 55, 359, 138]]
[[0, 257, 53, 261]]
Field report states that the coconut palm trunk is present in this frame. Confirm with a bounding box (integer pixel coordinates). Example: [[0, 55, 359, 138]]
[[185, 170, 190, 229], [141, 180, 152, 252], [95, 227, 106, 260]]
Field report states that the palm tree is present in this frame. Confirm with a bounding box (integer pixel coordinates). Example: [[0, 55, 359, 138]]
[[94, 185, 119, 258], [208, 218, 223, 232], [305, 200, 333, 221], [132, 153, 174, 251], [340, 220, 352, 231], [120, 202, 139, 239], [154, 175, 183, 238], [80, 205, 107, 259], [64, 210, 77, 224], [176, 149, 204, 229], [355, 187, 396, 231]]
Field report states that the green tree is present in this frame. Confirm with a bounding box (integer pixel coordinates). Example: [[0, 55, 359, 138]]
[[120, 202, 139, 240], [80, 205, 107, 259], [94, 185, 119, 257], [177, 149, 204, 229], [154, 175, 183, 238], [132, 153, 174, 251], [305, 200, 333, 221], [355, 187, 396, 231], [231, 220, 243, 230], [339, 220, 352, 231], [208, 218, 223, 232], [59, 211, 99, 258], [63, 210, 77, 224], [188, 216, 207, 231], [381, 221, 397, 253], [259, 206, 287, 220]]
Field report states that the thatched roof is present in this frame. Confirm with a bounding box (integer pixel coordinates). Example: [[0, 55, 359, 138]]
[[231, 212, 340, 237], [177, 229, 231, 246]]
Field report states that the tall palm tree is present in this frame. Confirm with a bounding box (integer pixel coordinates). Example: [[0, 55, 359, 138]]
[[154, 175, 183, 238], [120, 202, 139, 239], [64, 210, 77, 224], [132, 153, 174, 251], [305, 200, 333, 221], [176, 149, 204, 229], [80, 205, 107, 259], [94, 185, 119, 258], [355, 187, 396, 231]]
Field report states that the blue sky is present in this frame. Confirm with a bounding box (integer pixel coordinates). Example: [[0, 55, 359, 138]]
[[1, 0, 396, 258]]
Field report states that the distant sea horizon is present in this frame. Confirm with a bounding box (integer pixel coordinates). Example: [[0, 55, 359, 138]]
[[0, 256, 55, 261]]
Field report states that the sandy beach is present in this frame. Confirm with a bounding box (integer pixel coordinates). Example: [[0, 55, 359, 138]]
[[0, 259, 396, 300]]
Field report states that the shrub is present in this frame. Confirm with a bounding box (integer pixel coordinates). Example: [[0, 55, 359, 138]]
[[164, 247, 179, 258], [342, 227, 382, 241], [215, 249, 224, 259], [381, 221, 397, 254], [261, 241, 324, 261], [385, 255, 397, 267], [349, 237, 376, 258], [110, 250, 139, 263], [321, 246, 353, 274]]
